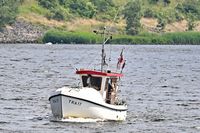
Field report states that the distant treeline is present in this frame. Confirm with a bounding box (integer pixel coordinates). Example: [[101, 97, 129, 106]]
[[2, 0, 200, 33], [36, 0, 200, 35], [37, 0, 117, 21], [2, 0, 200, 44], [43, 29, 200, 45]]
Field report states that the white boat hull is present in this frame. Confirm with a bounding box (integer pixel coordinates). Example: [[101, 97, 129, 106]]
[[49, 87, 127, 121]]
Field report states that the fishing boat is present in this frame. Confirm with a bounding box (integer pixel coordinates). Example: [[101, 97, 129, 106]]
[[49, 28, 127, 121]]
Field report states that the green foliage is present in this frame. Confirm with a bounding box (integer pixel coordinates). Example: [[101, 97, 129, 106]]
[[18, 0, 200, 33], [0, 0, 20, 28], [62, 0, 97, 18], [174, 11, 184, 21], [143, 8, 156, 18], [110, 34, 169, 44], [176, 0, 200, 19], [164, 32, 200, 44], [157, 15, 167, 31], [38, 0, 71, 21], [91, 0, 114, 12], [141, 0, 200, 26], [42, 29, 200, 45], [90, 0, 116, 20], [52, 7, 71, 21], [5, 0, 200, 38], [19, 1, 50, 16], [37, 0, 117, 20], [175, 0, 200, 30], [38, 0, 57, 9], [123, 0, 142, 35], [149, 0, 159, 4], [42, 29, 102, 44], [163, 0, 171, 6], [110, 32, 200, 45]]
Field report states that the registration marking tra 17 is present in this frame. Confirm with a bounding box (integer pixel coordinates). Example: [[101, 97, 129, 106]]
[[69, 99, 82, 106]]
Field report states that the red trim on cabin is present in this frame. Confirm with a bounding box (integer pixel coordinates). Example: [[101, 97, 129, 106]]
[[76, 70, 123, 77]]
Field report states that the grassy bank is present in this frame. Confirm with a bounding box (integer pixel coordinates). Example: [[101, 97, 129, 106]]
[[111, 32, 200, 44], [42, 30, 200, 45], [43, 29, 102, 44]]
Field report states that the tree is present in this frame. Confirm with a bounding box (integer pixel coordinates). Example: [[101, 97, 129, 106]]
[[163, 0, 171, 4], [90, 0, 116, 20], [123, 0, 142, 35], [38, 0, 58, 9], [149, 0, 159, 4], [0, 0, 19, 29], [163, 0, 171, 6], [176, 0, 200, 30], [187, 13, 197, 31], [67, 0, 96, 18], [39, 0, 97, 19], [176, 0, 200, 19], [90, 0, 114, 12]]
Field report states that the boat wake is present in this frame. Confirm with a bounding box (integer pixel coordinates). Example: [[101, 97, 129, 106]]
[[50, 117, 105, 123]]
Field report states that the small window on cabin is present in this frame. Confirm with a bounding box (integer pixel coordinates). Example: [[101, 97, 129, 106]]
[[105, 78, 118, 91], [82, 75, 102, 91]]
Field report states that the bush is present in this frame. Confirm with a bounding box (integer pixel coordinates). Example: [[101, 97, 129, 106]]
[[149, 0, 159, 4], [42, 29, 102, 44], [42, 30, 200, 45], [123, 0, 142, 35], [110, 34, 169, 44], [38, 0, 118, 21], [143, 8, 156, 18], [176, 1, 200, 19], [38, 0, 56, 9], [110, 36, 133, 44], [164, 32, 200, 44], [0, 0, 19, 28], [51, 8, 66, 21], [110, 32, 200, 45]]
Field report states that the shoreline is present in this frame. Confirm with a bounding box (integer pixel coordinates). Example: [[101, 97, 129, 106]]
[[0, 43, 200, 45], [1, 21, 200, 45], [41, 29, 200, 45]]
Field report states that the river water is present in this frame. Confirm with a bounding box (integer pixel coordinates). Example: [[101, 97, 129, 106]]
[[0, 44, 200, 133]]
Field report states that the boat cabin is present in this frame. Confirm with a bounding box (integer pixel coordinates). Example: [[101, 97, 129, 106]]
[[76, 69, 123, 104]]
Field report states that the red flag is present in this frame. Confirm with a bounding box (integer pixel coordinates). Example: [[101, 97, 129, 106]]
[[120, 60, 126, 73], [117, 49, 125, 69]]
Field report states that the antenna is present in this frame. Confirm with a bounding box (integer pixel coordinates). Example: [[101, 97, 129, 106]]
[[93, 6, 124, 72], [93, 27, 112, 72]]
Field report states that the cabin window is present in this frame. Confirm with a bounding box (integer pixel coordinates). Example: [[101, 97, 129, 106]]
[[82, 75, 102, 91], [105, 78, 117, 91]]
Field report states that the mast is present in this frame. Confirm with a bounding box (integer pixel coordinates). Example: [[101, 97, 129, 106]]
[[101, 27, 111, 72], [101, 27, 106, 72], [101, 42, 105, 72], [94, 27, 112, 72]]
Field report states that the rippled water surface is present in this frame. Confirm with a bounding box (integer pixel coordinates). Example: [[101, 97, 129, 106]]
[[0, 44, 200, 133]]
